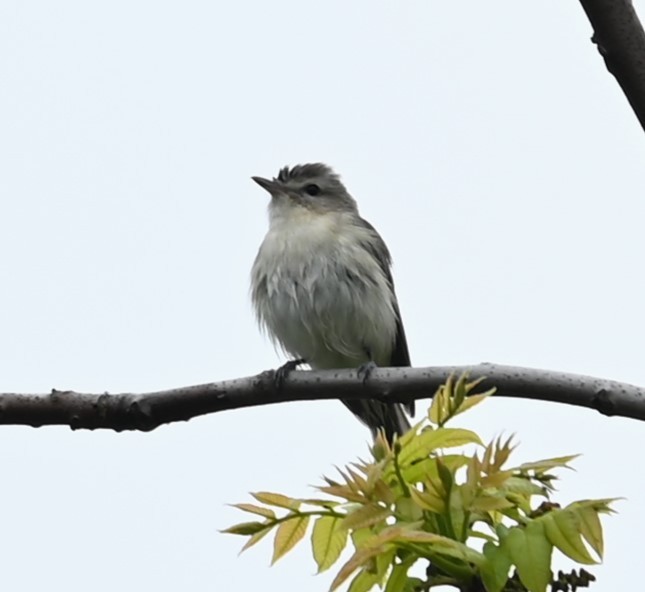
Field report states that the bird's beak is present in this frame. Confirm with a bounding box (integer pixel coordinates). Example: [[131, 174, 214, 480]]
[[251, 176, 280, 194]]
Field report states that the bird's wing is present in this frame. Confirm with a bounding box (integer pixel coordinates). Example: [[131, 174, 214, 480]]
[[356, 217, 414, 416]]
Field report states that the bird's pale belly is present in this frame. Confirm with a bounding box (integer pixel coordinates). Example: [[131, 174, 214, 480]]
[[259, 257, 397, 370]]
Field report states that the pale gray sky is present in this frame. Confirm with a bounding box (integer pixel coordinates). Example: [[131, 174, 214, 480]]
[[1, 1, 644, 590]]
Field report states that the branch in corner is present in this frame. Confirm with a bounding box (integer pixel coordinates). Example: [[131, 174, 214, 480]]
[[579, 0, 645, 132]]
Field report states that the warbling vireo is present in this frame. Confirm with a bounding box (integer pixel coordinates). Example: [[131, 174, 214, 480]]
[[250, 163, 413, 441]]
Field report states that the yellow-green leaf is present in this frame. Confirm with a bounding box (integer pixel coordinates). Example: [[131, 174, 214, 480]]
[[354, 525, 424, 549], [576, 506, 604, 557], [271, 515, 310, 564], [372, 479, 396, 504], [428, 378, 451, 425], [351, 526, 374, 548], [240, 526, 272, 552], [515, 455, 579, 474], [402, 534, 485, 567], [311, 516, 348, 573], [330, 546, 386, 592], [542, 510, 597, 564], [318, 485, 366, 503], [347, 549, 395, 592], [384, 557, 415, 592], [395, 419, 426, 449], [401, 454, 469, 484], [482, 435, 515, 474], [469, 495, 514, 512], [428, 374, 492, 425], [500, 476, 546, 497], [346, 466, 369, 493], [222, 521, 268, 536], [347, 568, 378, 592], [252, 491, 301, 510], [454, 391, 494, 416], [342, 503, 391, 530], [301, 498, 340, 508], [480, 541, 512, 592], [231, 503, 276, 519], [409, 486, 444, 513], [398, 428, 482, 467], [505, 522, 552, 592]]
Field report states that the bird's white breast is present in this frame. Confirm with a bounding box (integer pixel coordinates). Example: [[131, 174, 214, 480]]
[[251, 206, 397, 369]]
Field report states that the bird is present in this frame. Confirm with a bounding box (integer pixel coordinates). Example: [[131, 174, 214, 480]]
[[250, 163, 413, 441]]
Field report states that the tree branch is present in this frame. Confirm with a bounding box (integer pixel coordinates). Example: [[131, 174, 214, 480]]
[[578, 0, 645, 132], [0, 363, 644, 431]]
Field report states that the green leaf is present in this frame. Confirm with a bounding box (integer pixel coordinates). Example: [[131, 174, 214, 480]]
[[271, 515, 310, 564], [409, 485, 444, 513], [454, 391, 494, 416], [342, 503, 391, 530], [496, 523, 510, 541], [562, 498, 618, 558], [404, 578, 425, 592], [384, 530, 485, 567], [346, 568, 379, 592], [395, 496, 424, 521], [398, 428, 483, 467], [222, 521, 268, 536], [311, 516, 348, 573], [428, 375, 452, 425], [480, 541, 512, 592], [423, 552, 476, 581], [436, 457, 455, 493], [300, 498, 341, 509], [252, 491, 301, 510], [351, 526, 375, 548], [448, 486, 466, 541], [240, 525, 272, 552], [346, 549, 394, 592], [318, 484, 366, 503], [372, 478, 396, 505], [469, 494, 514, 512], [384, 557, 415, 592], [500, 476, 547, 497], [542, 510, 596, 564], [385, 555, 417, 592], [231, 503, 276, 519], [505, 522, 552, 592], [330, 546, 386, 591], [428, 373, 493, 425], [401, 454, 469, 484], [515, 455, 579, 474], [576, 505, 604, 558]]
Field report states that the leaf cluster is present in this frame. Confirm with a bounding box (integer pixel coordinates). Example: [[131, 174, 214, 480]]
[[224, 375, 617, 592]]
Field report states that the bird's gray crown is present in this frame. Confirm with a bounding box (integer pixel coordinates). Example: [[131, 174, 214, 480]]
[[276, 163, 340, 185], [255, 163, 358, 213]]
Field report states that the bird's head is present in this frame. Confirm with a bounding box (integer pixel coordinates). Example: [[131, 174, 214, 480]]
[[252, 163, 358, 219]]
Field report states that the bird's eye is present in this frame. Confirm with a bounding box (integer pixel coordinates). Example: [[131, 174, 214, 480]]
[[303, 184, 321, 196]]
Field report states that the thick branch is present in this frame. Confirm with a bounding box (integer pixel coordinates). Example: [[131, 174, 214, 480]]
[[0, 363, 644, 431], [579, 0, 645, 132]]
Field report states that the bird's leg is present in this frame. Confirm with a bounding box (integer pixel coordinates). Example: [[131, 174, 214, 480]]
[[274, 358, 307, 390], [357, 347, 378, 385]]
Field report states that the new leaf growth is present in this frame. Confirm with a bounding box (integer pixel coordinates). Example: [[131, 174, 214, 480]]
[[224, 374, 617, 592]]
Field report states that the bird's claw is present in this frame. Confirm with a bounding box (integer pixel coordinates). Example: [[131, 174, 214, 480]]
[[357, 361, 378, 385], [274, 358, 306, 390]]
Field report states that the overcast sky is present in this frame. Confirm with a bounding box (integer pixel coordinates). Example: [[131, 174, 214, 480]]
[[1, 1, 644, 590]]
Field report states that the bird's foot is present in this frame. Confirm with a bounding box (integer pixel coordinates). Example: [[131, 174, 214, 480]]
[[274, 358, 306, 390], [357, 361, 378, 385]]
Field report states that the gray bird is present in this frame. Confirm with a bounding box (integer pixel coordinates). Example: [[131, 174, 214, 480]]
[[250, 163, 413, 441]]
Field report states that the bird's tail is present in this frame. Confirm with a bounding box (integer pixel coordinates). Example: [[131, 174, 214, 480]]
[[342, 399, 412, 443]]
